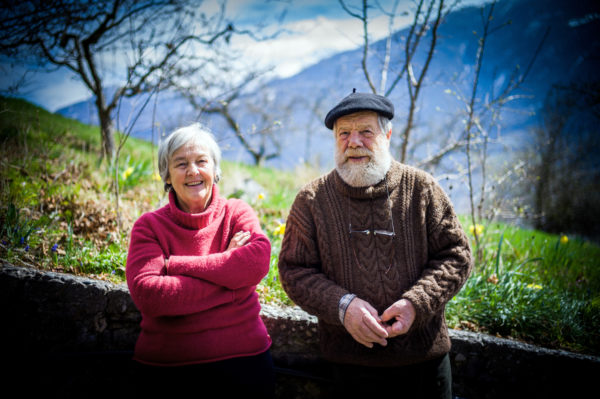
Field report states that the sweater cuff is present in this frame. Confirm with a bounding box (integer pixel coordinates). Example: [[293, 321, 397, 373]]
[[338, 293, 356, 324]]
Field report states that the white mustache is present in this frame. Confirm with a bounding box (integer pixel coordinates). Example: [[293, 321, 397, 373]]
[[344, 149, 374, 159]]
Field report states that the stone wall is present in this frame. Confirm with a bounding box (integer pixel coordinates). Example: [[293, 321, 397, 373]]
[[2, 261, 598, 398]]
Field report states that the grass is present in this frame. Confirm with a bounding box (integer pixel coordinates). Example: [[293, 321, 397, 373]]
[[1, 96, 599, 355], [447, 221, 600, 354]]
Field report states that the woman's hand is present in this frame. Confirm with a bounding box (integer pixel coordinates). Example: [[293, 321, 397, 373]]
[[227, 230, 251, 250]]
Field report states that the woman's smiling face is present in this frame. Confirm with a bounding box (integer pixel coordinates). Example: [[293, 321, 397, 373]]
[[166, 140, 215, 213]]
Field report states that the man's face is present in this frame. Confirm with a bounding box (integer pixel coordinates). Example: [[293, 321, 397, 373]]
[[333, 111, 392, 187], [334, 111, 390, 159]]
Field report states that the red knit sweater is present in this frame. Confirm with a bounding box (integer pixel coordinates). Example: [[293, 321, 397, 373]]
[[126, 186, 272, 366]]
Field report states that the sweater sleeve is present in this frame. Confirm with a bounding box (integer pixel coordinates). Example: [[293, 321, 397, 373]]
[[166, 201, 271, 290], [401, 179, 473, 328], [277, 193, 350, 326], [126, 216, 234, 318]]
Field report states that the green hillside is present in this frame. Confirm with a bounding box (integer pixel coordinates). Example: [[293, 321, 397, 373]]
[[1, 96, 598, 355]]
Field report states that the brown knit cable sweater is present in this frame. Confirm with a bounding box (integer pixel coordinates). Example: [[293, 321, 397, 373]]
[[278, 161, 473, 367]]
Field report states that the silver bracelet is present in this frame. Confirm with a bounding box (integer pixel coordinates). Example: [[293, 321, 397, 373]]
[[338, 293, 356, 324]]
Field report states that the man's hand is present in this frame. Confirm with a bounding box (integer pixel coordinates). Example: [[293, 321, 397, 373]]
[[227, 230, 251, 250], [343, 297, 389, 348], [381, 299, 416, 337]]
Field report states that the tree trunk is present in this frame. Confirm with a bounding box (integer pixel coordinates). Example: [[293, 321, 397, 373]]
[[99, 110, 115, 162], [400, 101, 416, 163], [254, 153, 265, 167], [533, 129, 556, 230], [95, 90, 115, 163]]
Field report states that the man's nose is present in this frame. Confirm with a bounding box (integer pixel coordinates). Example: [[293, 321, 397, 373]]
[[348, 131, 363, 148]]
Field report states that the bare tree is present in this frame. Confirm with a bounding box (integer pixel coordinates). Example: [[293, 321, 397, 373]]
[[339, 0, 456, 163], [300, 92, 328, 166], [174, 61, 285, 167], [338, 0, 380, 93], [0, 0, 237, 163], [203, 89, 284, 167], [458, 0, 547, 258]]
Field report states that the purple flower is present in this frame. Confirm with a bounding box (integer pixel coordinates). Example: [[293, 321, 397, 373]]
[[51, 244, 58, 252], [24, 244, 30, 252]]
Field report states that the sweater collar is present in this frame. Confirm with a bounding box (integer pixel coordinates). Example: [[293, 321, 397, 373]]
[[332, 160, 403, 200], [168, 184, 224, 229]]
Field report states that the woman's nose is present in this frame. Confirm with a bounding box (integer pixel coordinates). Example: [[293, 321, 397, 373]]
[[187, 163, 199, 175]]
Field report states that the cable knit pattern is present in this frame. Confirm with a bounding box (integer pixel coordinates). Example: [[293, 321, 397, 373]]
[[126, 185, 272, 366], [278, 161, 472, 367]]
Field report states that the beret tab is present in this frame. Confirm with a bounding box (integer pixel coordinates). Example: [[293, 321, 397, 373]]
[[324, 91, 394, 129]]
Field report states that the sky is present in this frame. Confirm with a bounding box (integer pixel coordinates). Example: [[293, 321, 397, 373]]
[[0, 0, 490, 112]]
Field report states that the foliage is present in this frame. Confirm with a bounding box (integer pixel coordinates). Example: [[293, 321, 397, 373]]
[[447, 220, 600, 354], [1, 97, 598, 355], [523, 82, 600, 240], [0, 96, 155, 283], [110, 155, 154, 191]]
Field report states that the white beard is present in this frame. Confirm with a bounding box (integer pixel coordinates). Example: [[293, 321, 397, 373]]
[[335, 136, 392, 187]]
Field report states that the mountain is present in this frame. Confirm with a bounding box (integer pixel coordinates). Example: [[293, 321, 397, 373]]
[[263, 0, 600, 167], [56, 0, 600, 174]]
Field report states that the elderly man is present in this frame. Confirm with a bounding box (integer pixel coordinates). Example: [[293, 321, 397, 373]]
[[278, 90, 473, 398]]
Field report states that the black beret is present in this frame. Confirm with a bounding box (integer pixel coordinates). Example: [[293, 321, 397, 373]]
[[324, 89, 394, 129]]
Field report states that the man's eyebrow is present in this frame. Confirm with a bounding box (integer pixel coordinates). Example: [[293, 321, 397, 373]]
[[358, 124, 375, 130], [337, 123, 375, 131]]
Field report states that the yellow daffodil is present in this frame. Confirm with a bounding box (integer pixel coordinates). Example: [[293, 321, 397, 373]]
[[527, 283, 543, 290], [121, 166, 134, 180], [152, 172, 162, 181], [273, 223, 286, 236], [560, 235, 568, 244], [469, 224, 484, 236]]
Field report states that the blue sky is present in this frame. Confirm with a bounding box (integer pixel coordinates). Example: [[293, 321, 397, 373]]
[[0, 0, 490, 112]]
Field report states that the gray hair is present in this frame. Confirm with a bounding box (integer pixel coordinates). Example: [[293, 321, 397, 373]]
[[157, 123, 222, 192], [377, 115, 392, 137]]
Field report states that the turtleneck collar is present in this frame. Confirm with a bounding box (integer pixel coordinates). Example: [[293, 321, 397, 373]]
[[332, 160, 404, 200], [168, 184, 224, 229]]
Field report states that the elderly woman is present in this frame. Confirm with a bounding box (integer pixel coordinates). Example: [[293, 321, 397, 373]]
[[126, 123, 274, 397]]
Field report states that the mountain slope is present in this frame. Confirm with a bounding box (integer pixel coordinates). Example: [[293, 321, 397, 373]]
[[56, 0, 600, 172]]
